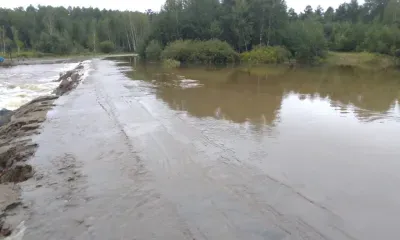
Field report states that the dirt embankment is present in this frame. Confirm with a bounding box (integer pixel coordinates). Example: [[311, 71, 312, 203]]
[[0, 62, 86, 237]]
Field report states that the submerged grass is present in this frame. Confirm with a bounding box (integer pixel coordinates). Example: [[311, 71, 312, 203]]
[[162, 59, 181, 68], [240, 65, 290, 77], [324, 52, 395, 70]]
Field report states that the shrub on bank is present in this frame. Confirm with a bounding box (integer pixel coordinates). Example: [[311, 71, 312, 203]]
[[161, 39, 238, 64], [161, 40, 192, 62], [99, 41, 115, 53], [145, 40, 163, 60], [240, 46, 291, 64]]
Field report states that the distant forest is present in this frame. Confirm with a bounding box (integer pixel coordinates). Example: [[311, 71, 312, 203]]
[[0, 0, 400, 57]]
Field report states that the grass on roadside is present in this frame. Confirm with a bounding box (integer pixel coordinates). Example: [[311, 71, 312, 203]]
[[6, 51, 135, 60]]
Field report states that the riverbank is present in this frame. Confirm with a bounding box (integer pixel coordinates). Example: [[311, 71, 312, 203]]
[[323, 51, 396, 70], [0, 62, 89, 237], [159, 50, 397, 72], [236, 51, 397, 73], [0, 53, 137, 67]]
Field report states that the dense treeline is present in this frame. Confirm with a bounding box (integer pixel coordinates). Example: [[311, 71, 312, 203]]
[[144, 0, 400, 63], [0, 6, 149, 55], [1, 0, 400, 63]]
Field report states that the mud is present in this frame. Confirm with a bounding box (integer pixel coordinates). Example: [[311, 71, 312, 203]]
[[0, 62, 87, 237], [0, 110, 13, 127], [53, 63, 85, 96], [0, 95, 58, 184]]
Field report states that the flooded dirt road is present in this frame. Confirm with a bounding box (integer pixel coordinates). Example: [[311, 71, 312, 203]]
[[19, 59, 400, 240]]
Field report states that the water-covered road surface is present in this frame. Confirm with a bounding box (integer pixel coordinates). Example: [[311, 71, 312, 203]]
[[18, 59, 400, 240]]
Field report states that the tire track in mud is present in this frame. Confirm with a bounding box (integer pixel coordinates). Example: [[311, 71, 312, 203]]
[[188, 124, 357, 240], [94, 69, 256, 239], [19, 61, 198, 240], [163, 115, 355, 239], [118, 102, 305, 238], [92, 66, 198, 240], [95, 79, 139, 158]]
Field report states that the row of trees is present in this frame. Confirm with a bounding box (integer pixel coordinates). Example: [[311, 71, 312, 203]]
[[143, 0, 400, 62], [1, 0, 400, 61], [0, 6, 149, 55]]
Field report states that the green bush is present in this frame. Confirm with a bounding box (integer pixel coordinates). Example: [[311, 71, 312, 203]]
[[145, 40, 163, 60], [285, 20, 328, 64], [161, 40, 192, 62], [99, 41, 115, 53], [359, 25, 400, 55], [240, 46, 291, 64], [161, 39, 238, 64]]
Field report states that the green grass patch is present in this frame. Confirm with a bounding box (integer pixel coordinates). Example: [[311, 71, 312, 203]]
[[6, 51, 134, 60], [324, 51, 395, 70], [8, 51, 52, 59]]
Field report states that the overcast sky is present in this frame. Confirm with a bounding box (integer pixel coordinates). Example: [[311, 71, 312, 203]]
[[2, 0, 360, 13]]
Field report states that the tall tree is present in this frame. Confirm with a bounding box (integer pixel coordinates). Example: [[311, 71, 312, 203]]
[[233, 0, 253, 51], [2, 0, 400, 57]]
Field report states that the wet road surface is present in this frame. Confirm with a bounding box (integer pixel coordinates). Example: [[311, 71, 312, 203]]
[[19, 60, 400, 239]]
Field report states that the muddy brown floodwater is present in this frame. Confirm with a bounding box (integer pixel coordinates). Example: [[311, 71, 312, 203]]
[[17, 58, 400, 240]]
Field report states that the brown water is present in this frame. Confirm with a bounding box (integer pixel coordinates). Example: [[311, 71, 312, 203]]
[[20, 59, 400, 240], [125, 63, 400, 122], [120, 61, 400, 239]]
